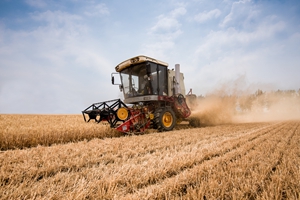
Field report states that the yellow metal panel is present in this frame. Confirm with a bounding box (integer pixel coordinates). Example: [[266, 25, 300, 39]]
[[115, 55, 168, 72]]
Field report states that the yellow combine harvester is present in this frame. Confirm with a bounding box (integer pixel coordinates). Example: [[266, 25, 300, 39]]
[[82, 55, 199, 133]]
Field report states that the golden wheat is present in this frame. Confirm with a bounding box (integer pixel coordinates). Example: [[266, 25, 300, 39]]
[[1, 117, 299, 199], [0, 115, 122, 150]]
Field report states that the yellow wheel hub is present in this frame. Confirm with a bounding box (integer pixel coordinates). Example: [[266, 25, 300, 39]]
[[162, 112, 173, 128], [117, 107, 129, 121]]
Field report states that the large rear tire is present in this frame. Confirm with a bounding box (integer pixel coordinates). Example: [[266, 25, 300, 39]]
[[154, 108, 176, 132]]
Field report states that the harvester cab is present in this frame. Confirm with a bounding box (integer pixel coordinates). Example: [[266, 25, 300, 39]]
[[82, 55, 199, 133]]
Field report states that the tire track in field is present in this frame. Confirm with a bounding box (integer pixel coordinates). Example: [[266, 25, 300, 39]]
[[180, 121, 294, 199], [122, 122, 291, 199], [220, 121, 299, 200], [252, 122, 299, 199], [120, 123, 287, 197], [204, 121, 297, 200]]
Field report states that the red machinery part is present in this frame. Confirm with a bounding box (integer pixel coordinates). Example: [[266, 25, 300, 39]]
[[173, 94, 191, 118], [116, 109, 150, 133]]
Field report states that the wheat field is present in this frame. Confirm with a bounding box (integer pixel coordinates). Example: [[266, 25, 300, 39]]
[[0, 115, 299, 199], [0, 115, 123, 150]]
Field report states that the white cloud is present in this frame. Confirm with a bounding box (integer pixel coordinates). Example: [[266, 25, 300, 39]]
[[83, 3, 110, 17], [220, 0, 260, 28], [188, 0, 300, 95], [150, 16, 180, 34], [170, 6, 186, 17], [196, 17, 286, 60], [194, 9, 221, 23], [144, 6, 186, 58], [150, 7, 186, 35]]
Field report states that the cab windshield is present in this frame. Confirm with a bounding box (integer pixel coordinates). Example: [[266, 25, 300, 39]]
[[120, 62, 168, 98]]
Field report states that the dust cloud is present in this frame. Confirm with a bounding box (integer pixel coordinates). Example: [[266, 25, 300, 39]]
[[188, 77, 300, 126]]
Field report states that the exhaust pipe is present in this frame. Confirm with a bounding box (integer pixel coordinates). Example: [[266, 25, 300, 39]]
[[175, 64, 181, 94]]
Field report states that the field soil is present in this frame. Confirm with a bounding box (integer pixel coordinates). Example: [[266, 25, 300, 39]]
[[0, 115, 299, 199]]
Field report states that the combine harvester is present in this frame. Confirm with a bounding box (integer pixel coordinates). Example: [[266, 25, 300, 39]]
[[82, 55, 199, 133]]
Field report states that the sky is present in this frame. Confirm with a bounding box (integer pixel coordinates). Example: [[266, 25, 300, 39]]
[[0, 0, 300, 114]]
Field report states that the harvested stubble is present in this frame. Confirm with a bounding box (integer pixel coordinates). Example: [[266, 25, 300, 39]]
[[0, 115, 122, 150], [1, 120, 299, 199]]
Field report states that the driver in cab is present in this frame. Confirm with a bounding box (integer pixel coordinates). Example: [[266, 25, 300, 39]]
[[140, 74, 152, 95]]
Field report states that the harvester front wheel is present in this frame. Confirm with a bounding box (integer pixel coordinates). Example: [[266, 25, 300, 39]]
[[155, 108, 176, 131]]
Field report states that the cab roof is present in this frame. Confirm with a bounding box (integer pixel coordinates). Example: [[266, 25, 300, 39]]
[[115, 55, 168, 72]]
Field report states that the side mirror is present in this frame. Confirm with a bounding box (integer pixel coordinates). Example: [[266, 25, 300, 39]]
[[111, 73, 120, 85], [111, 76, 115, 85], [111, 73, 122, 92]]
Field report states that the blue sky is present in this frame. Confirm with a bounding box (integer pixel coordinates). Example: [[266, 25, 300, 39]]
[[0, 0, 300, 114]]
